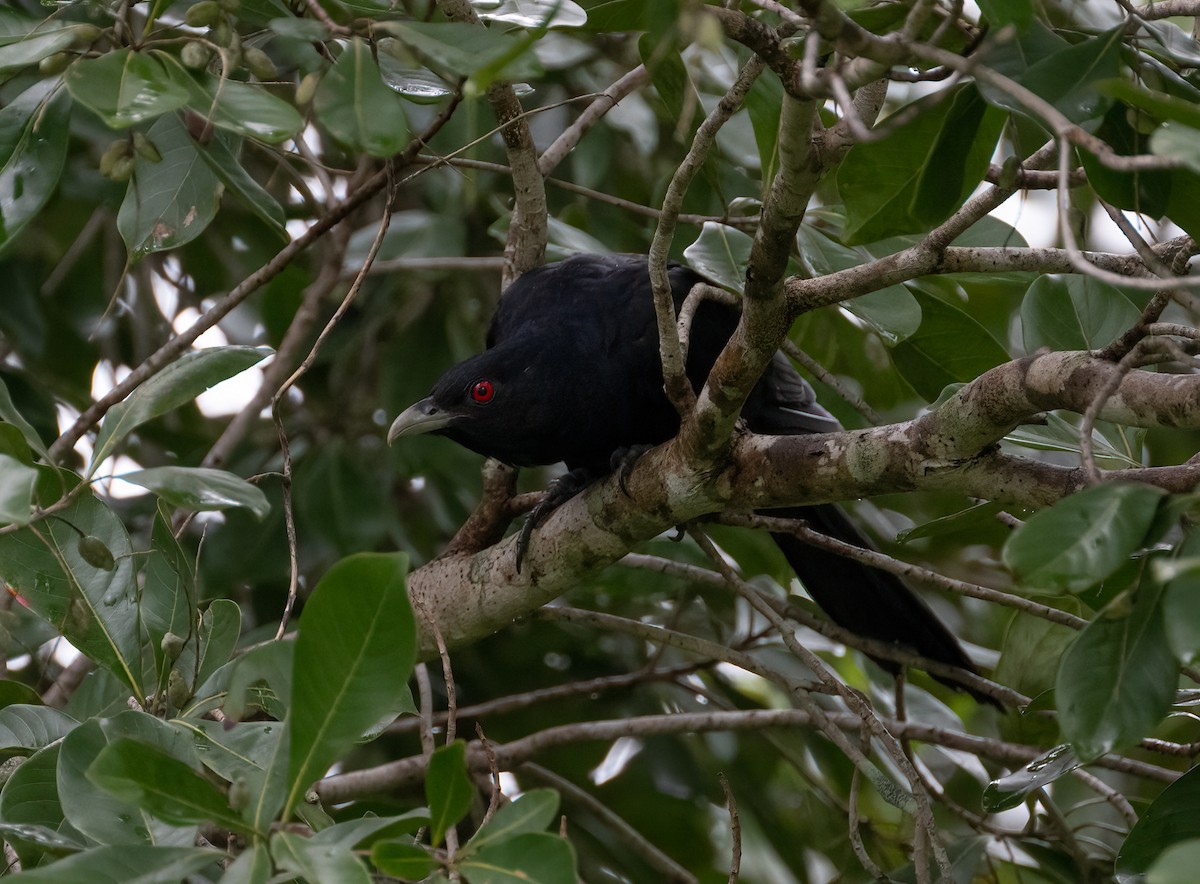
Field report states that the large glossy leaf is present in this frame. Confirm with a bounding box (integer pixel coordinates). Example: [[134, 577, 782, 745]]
[[376, 20, 541, 81], [1163, 531, 1200, 662], [0, 26, 80, 74], [466, 789, 559, 851], [0, 80, 70, 252], [271, 831, 373, 884], [1117, 763, 1200, 879], [838, 85, 1003, 243], [120, 466, 269, 518], [165, 59, 303, 143], [795, 223, 921, 343], [116, 112, 220, 258], [1020, 275, 1141, 353], [58, 712, 199, 847], [427, 740, 473, 847], [458, 832, 577, 884], [0, 376, 48, 458], [174, 598, 241, 697], [197, 132, 286, 235], [0, 705, 76, 758], [1003, 483, 1166, 594], [140, 507, 194, 685], [65, 49, 189, 127], [0, 845, 220, 883], [313, 39, 410, 158], [1057, 576, 1176, 760], [87, 739, 255, 834], [371, 840, 439, 880], [91, 346, 271, 472], [0, 742, 85, 865], [476, 0, 588, 28], [284, 552, 415, 818], [983, 744, 1080, 813], [683, 222, 751, 292], [889, 289, 1009, 400], [0, 451, 37, 525], [1012, 26, 1123, 125], [0, 475, 142, 698]]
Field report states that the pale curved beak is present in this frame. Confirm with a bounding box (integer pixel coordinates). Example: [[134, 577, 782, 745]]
[[387, 397, 455, 445]]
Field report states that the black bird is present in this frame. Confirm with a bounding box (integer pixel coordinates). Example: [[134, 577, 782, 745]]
[[390, 253, 993, 704]]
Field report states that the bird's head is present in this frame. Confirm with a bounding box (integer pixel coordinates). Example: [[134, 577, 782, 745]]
[[387, 337, 564, 466]]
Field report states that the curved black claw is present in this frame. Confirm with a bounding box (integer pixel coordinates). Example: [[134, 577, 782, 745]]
[[610, 444, 654, 497], [515, 468, 597, 573]]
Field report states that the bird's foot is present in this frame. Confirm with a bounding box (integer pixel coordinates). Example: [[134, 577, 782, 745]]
[[516, 468, 596, 573], [610, 444, 654, 497]]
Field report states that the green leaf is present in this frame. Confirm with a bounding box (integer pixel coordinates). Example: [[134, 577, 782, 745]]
[[911, 86, 1006, 226], [65, 49, 189, 127], [1005, 411, 1145, 469], [1152, 120, 1200, 175], [993, 597, 1081, 701], [744, 65, 783, 180], [378, 57, 456, 104], [1117, 760, 1200, 877], [458, 832, 577, 884], [0, 26, 80, 74], [896, 501, 1006, 544], [466, 789, 560, 851], [0, 680, 44, 709], [371, 839, 439, 879], [0, 80, 71, 252], [120, 466, 270, 519], [976, 0, 1033, 28], [58, 712, 201, 846], [1163, 531, 1200, 663], [0, 475, 143, 699], [198, 131, 286, 236], [475, 0, 588, 28], [174, 598, 242, 698], [91, 346, 271, 472], [87, 739, 255, 834], [0, 704, 75, 757], [285, 552, 415, 818], [982, 744, 1080, 813], [1005, 26, 1123, 125], [1003, 483, 1166, 594], [165, 59, 303, 143], [1020, 275, 1141, 353], [313, 39, 410, 157], [0, 451, 37, 525], [0, 376, 48, 457], [427, 740, 473, 847], [309, 811, 431, 849], [0, 742, 74, 862], [271, 831, 373, 884], [376, 20, 540, 82], [1149, 841, 1200, 884], [116, 112, 221, 258], [794, 223, 921, 343], [682, 222, 751, 292], [889, 289, 1009, 401], [838, 84, 1003, 243], [1057, 575, 1176, 761], [0, 845, 220, 883], [221, 842, 273, 884], [140, 507, 195, 684]]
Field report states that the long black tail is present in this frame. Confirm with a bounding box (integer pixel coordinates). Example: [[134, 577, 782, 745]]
[[766, 504, 999, 707]]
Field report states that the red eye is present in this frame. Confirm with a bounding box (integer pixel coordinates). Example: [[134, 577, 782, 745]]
[[470, 379, 495, 403]]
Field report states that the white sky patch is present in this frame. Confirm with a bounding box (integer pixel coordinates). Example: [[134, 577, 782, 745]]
[[589, 736, 642, 786], [498, 772, 521, 798], [989, 188, 1059, 248]]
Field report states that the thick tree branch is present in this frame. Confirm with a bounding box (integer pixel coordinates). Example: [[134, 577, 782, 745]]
[[406, 352, 1200, 657]]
